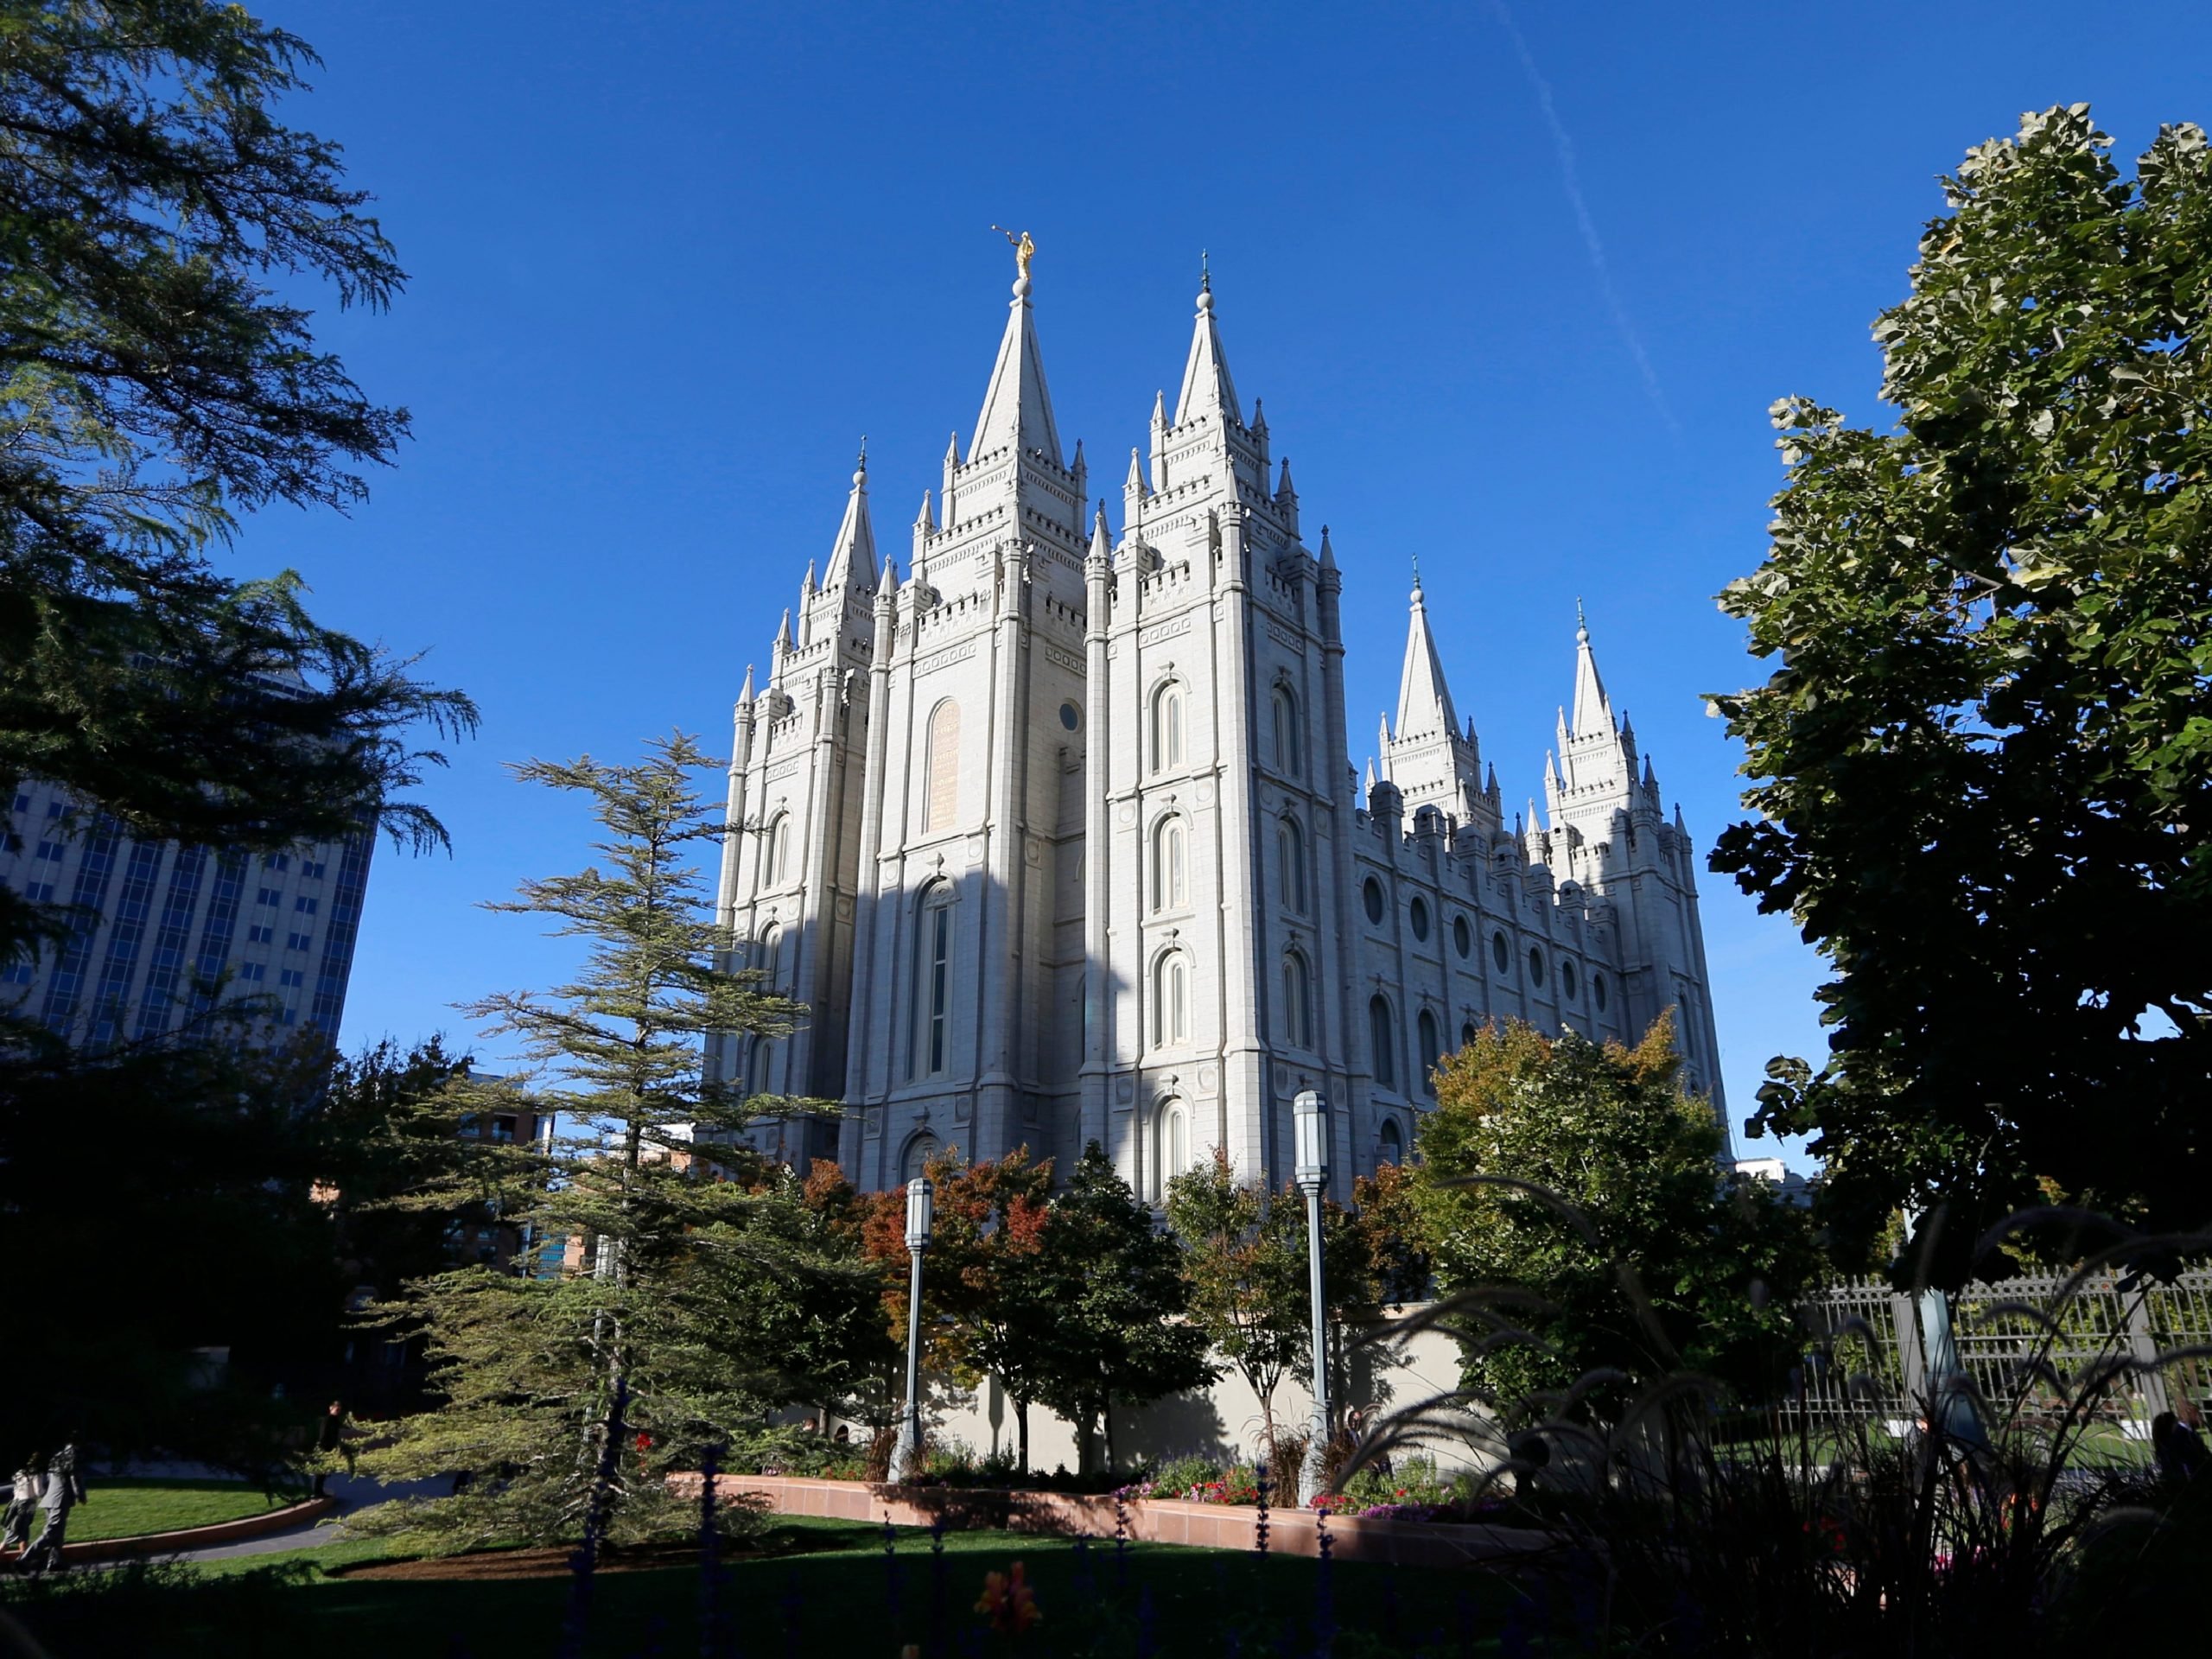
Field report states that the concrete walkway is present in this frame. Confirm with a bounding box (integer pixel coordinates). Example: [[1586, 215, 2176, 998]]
[[68, 1469, 446, 1567]]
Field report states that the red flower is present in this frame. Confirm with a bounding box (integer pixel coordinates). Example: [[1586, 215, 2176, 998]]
[[635, 1432, 653, 1452], [976, 1562, 1041, 1636]]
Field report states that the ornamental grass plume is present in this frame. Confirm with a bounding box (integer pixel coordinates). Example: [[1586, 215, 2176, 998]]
[[975, 1561, 1040, 1637]]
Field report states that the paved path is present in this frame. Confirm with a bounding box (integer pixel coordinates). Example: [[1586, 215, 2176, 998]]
[[70, 1470, 447, 1566]]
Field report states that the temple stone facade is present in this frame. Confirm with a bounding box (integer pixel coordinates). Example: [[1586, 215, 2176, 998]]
[[707, 263, 1727, 1192]]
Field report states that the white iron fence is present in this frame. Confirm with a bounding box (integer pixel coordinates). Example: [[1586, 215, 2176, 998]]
[[1788, 1270, 2212, 1448]]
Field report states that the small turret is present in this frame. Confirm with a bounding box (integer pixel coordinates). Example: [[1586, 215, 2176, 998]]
[[1275, 456, 1299, 536]]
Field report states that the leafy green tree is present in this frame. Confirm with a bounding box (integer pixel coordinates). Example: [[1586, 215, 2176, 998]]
[[1408, 1017, 1820, 1421], [1032, 1143, 1217, 1474], [1164, 1151, 1317, 1467], [0, 0, 474, 958], [357, 734, 820, 1549], [1709, 107, 2212, 1280]]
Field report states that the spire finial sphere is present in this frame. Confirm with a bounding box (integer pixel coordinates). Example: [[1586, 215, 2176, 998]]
[[1576, 595, 1589, 644]]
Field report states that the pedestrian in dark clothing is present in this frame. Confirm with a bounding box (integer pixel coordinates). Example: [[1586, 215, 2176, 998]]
[[16, 1445, 82, 1576], [313, 1401, 351, 1497]]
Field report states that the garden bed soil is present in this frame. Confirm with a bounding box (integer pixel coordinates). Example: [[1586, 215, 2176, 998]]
[[672, 1472, 1562, 1568], [340, 1545, 705, 1580]]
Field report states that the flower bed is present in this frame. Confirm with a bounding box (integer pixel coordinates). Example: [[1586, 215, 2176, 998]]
[[670, 1472, 1560, 1569]]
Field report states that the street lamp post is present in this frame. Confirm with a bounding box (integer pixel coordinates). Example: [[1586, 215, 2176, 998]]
[[888, 1175, 933, 1484], [1294, 1089, 1332, 1509]]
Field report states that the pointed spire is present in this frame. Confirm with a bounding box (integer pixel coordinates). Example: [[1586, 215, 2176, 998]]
[[821, 444, 875, 593], [944, 431, 961, 468], [1089, 501, 1112, 563], [1125, 446, 1147, 497], [877, 550, 899, 603], [801, 557, 817, 596], [739, 663, 756, 702], [1395, 575, 1461, 741], [1252, 397, 1268, 436], [971, 266, 1062, 465], [914, 489, 935, 531], [1571, 601, 1615, 738], [1319, 524, 1336, 569], [775, 607, 793, 651], [1173, 281, 1243, 426], [1276, 457, 1295, 499], [1363, 758, 1377, 793]]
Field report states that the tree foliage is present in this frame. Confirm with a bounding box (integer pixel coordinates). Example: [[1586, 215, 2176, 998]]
[[1709, 107, 2212, 1279], [358, 734, 826, 1548], [1409, 1017, 1820, 1420], [0, 0, 474, 958]]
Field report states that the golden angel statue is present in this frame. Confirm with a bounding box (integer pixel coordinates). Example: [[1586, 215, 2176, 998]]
[[991, 225, 1035, 281]]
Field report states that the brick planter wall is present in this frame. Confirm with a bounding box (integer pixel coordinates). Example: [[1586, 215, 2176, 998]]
[[668, 1473, 1554, 1568]]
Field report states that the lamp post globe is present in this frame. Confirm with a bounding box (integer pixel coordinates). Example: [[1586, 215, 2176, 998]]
[[890, 1175, 934, 1484], [1292, 1090, 1332, 1507]]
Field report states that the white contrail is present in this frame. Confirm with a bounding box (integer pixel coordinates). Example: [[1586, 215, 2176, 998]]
[[1488, 0, 1680, 437]]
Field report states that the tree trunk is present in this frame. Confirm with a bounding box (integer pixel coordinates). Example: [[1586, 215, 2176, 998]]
[[1017, 1398, 1031, 1474], [1103, 1403, 1116, 1477], [1075, 1416, 1096, 1476]]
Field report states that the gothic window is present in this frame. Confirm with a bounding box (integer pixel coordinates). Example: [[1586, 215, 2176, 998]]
[[747, 1035, 776, 1099], [1376, 1116, 1404, 1166], [1278, 817, 1306, 914], [1417, 1008, 1441, 1097], [764, 814, 791, 886], [1271, 685, 1301, 777], [1281, 950, 1313, 1048], [1369, 994, 1397, 1090], [901, 1131, 940, 1184], [1152, 1099, 1190, 1203], [1452, 914, 1472, 959], [757, 924, 785, 992], [1593, 972, 1609, 1012], [1152, 681, 1185, 772], [908, 882, 954, 1078], [1362, 877, 1385, 925], [1409, 897, 1431, 942], [1461, 1020, 1479, 1050], [1153, 949, 1192, 1048], [1491, 930, 1510, 973], [924, 700, 961, 833], [1561, 959, 1580, 1000], [1152, 815, 1189, 912], [1528, 947, 1547, 988]]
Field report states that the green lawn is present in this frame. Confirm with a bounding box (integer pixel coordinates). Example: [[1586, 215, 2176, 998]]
[[67, 1478, 308, 1543], [6, 1515, 1531, 1657]]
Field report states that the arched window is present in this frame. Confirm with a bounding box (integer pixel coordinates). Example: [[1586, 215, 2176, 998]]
[[1152, 815, 1189, 912], [1417, 1008, 1441, 1096], [1461, 1020, 1479, 1051], [1152, 1099, 1190, 1202], [763, 814, 790, 886], [908, 882, 954, 1078], [1369, 994, 1396, 1090], [1281, 950, 1312, 1048], [1278, 817, 1306, 913], [1153, 950, 1191, 1048], [1376, 1116, 1404, 1166], [901, 1132, 940, 1183], [1152, 681, 1185, 772], [1271, 685, 1301, 776], [924, 700, 961, 833], [747, 1035, 776, 1099]]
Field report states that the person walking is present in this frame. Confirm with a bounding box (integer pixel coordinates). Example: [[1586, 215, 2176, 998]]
[[312, 1401, 353, 1498], [16, 1444, 83, 1576], [0, 1459, 38, 1554]]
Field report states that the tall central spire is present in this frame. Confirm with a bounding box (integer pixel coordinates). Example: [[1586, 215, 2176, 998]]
[[1173, 278, 1242, 427], [1395, 574, 1459, 741], [970, 257, 1062, 466]]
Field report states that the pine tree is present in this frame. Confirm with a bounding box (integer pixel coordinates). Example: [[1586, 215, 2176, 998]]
[[357, 734, 828, 1550]]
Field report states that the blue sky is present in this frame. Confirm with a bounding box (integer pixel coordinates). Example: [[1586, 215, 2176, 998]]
[[245, 1, 2212, 1166]]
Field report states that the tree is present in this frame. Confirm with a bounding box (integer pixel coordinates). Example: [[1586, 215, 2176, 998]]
[[1031, 1143, 1216, 1474], [1709, 107, 2212, 1281], [860, 1144, 1058, 1471], [0, 1, 474, 959], [1408, 1017, 1819, 1421], [1164, 1151, 1315, 1468], [357, 734, 820, 1549]]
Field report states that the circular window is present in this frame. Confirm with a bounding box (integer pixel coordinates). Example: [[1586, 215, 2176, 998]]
[[1452, 915, 1471, 959], [1528, 948, 1546, 988], [1561, 960, 1579, 1000], [1059, 701, 1081, 732], [1363, 878, 1385, 925], [1592, 972, 1608, 1012], [1491, 930, 1510, 973], [1408, 897, 1430, 941]]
